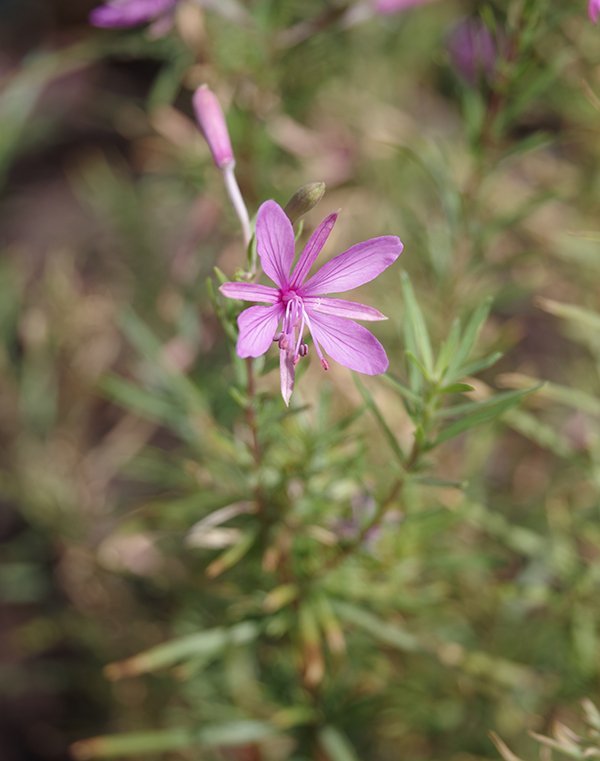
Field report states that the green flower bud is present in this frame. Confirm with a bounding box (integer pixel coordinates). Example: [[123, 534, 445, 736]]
[[284, 182, 326, 224]]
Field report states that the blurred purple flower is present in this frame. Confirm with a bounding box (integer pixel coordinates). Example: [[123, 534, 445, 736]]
[[590, 0, 600, 23], [447, 17, 499, 85], [89, 0, 177, 29], [373, 0, 437, 15], [193, 86, 235, 170], [220, 200, 403, 404]]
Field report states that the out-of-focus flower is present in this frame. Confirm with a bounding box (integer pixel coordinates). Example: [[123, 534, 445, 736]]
[[89, 0, 177, 29], [447, 17, 499, 85], [373, 0, 437, 15], [193, 85, 235, 170], [590, 0, 600, 23], [220, 200, 403, 404]]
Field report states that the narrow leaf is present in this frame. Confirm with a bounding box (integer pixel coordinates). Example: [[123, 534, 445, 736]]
[[319, 727, 361, 761], [354, 377, 405, 465], [401, 272, 434, 374], [105, 621, 258, 679], [434, 386, 541, 445]]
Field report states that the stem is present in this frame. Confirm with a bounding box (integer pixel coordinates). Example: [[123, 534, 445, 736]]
[[245, 357, 261, 467], [222, 163, 252, 252]]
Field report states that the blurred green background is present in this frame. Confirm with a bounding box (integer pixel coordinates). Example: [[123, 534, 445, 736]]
[[1, 1, 600, 760]]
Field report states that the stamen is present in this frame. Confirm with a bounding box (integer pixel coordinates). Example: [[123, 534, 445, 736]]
[[278, 336, 289, 350], [293, 301, 307, 358], [299, 343, 308, 357], [321, 358, 329, 371]]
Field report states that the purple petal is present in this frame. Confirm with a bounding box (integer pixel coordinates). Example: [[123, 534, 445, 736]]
[[289, 212, 338, 289], [303, 296, 387, 321], [236, 304, 283, 358], [255, 201, 295, 288], [280, 349, 295, 406], [90, 0, 175, 27], [220, 282, 279, 303], [590, 0, 600, 23], [306, 312, 389, 375], [301, 236, 403, 296]]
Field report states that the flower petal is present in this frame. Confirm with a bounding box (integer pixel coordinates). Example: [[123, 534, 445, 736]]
[[220, 282, 279, 303], [303, 296, 386, 321], [255, 200, 295, 288], [306, 312, 389, 375], [236, 304, 283, 358], [90, 0, 175, 27], [280, 349, 295, 406], [301, 236, 403, 295], [289, 212, 338, 288]]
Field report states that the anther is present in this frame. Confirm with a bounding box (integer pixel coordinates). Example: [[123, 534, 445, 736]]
[[321, 358, 329, 371], [299, 343, 309, 357], [278, 336, 289, 350], [273, 332, 282, 342]]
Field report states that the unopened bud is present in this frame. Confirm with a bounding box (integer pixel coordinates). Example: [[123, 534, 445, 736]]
[[284, 182, 326, 224], [447, 18, 499, 85], [193, 85, 235, 169]]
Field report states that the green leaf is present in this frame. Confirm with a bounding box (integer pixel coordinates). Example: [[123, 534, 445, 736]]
[[445, 297, 492, 381], [105, 621, 258, 679], [354, 377, 405, 465], [435, 318, 461, 379], [502, 375, 600, 417], [434, 386, 541, 446], [206, 531, 258, 578], [71, 728, 192, 759], [333, 601, 419, 652], [101, 376, 175, 425], [538, 297, 600, 333], [401, 272, 434, 375], [440, 383, 475, 394], [455, 351, 503, 378], [72, 721, 277, 760], [318, 727, 361, 761], [382, 374, 422, 406], [504, 409, 577, 458], [405, 351, 431, 382]]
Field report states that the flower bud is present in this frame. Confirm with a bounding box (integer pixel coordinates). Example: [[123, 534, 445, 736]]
[[284, 182, 326, 224], [590, 0, 600, 23], [447, 18, 499, 86], [193, 85, 235, 169], [373, 0, 436, 16]]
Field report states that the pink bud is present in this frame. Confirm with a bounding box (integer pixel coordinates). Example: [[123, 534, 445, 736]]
[[373, 0, 436, 15], [193, 85, 235, 169]]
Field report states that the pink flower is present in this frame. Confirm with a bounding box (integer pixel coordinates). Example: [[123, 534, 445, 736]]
[[220, 201, 403, 404], [89, 0, 177, 28], [590, 0, 600, 23], [193, 86, 235, 170], [373, 0, 437, 15]]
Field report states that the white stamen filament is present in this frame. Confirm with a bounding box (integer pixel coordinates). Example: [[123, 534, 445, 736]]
[[222, 163, 252, 249]]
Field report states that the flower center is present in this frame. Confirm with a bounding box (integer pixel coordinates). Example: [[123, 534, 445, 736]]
[[274, 289, 329, 371]]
